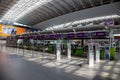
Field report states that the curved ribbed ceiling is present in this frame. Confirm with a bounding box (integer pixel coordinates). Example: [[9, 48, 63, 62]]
[[0, 0, 119, 26]]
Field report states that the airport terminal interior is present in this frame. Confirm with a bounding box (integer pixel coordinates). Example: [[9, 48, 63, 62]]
[[0, 0, 120, 80]]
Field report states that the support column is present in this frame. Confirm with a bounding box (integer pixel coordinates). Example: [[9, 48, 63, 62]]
[[108, 29, 114, 60], [88, 43, 94, 67], [95, 43, 100, 62], [67, 42, 71, 59], [56, 43, 61, 61]]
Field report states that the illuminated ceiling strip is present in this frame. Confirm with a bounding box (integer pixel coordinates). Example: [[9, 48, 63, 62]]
[[1, 0, 53, 22], [45, 15, 120, 30]]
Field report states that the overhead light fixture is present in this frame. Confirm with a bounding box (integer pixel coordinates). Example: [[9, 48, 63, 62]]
[[45, 14, 120, 30], [1, 0, 53, 22]]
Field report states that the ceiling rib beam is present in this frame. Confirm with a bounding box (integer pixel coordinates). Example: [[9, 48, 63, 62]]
[[89, 0, 94, 7], [62, 0, 75, 11], [100, 0, 103, 5], [62, 0, 72, 12], [54, 0, 70, 13], [71, 0, 79, 11], [48, 2, 65, 14], [43, 5, 61, 16], [32, 12, 47, 21], [35, 10, 51, 20], [24, 13, 46, 25], [38, 7, 55, 18], [111, 0, 114, 3], [78, 0, 86, 9], [72, 0, 81, 10]]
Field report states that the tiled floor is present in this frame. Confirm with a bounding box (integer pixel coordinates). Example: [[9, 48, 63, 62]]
[[0, 47, 120, 80]]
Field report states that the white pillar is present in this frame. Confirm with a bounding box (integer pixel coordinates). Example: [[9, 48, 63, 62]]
[[95, 43, 100, 62], [67, 42, 71, 59], [88, 43, 94, 67], [56, 43, 61, 61]]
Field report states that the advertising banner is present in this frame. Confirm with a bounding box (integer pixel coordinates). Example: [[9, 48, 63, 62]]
[[0, 24, 25, 37]]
